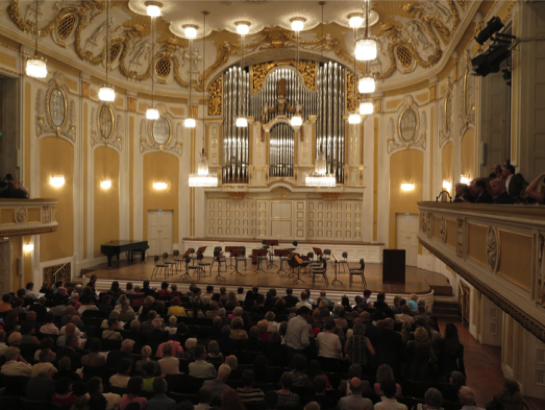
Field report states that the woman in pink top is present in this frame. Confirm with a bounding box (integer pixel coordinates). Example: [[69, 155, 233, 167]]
[[120, 376, 148, 410]]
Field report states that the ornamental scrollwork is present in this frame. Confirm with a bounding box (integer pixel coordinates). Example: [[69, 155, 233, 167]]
[[14, 207, 27, 224], [207, 77, 222, 117], [139, 106, 183, 156], [441, 217, 447, 243], [387, 95, 426, 154], [486, 227, 498, 272], [90, 105, 123, 151]]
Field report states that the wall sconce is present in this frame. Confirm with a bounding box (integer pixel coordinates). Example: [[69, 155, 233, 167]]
[[442, 180, 452, 192], [50, 176, 65, 188], [100, 179, 112, 190], [23, 243, 34, 253], [153, 182, 167, 190], [401, 183, 415, 191], [460, 175, 471, 185]]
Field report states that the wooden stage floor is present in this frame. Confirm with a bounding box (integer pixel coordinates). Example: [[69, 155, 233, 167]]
[[82, 257, 451, 295]]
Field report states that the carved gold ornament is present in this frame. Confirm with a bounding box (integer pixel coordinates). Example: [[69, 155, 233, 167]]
[[208, 77, 222, 116], [252, 60, 316, 93]]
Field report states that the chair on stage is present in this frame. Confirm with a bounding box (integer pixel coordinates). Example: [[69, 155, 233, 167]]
[[340, 251, 349, 273], [173, 250, 186, 273], [349, 258, 367, 288], [163, 252, 176, 276], [254, 248, 268, 274], [187, 248, 196, 264], [197, 253, 211, 277], [151, 255, 169, 279], [275, 249, 291, 275], [211, 248, 227, 274], [225, 246, 237, 269], [323, 248, 332, 261], [189, 254, 204, 280], [311, 257, 329, 287]]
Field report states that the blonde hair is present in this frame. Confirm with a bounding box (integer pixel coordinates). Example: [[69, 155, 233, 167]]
[[163, 342, 173, 356], [185, 338, 197, 350], [257, 320, 268, 333], [225, 355, 238, 370], [169, 316, 177, 326], [144, 296, 155, 307], [8, 332, 22, 346], [141, 345, 152, 359]]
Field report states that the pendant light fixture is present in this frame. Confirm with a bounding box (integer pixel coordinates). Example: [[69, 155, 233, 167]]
[[145, 0, 162, 17], [25, 0, 47, 78], [183, 22, 198, 128], [306, 2, 336, 188], [99, 0, 115, 101], [290, 16, 303, 130], [189, 11, 218, 188], [355, 0, 377, 61], [357, 0, 376, 95], [235, 19, 248, 128], [348, 22, 361, 125], [146, 5, 160, 120]]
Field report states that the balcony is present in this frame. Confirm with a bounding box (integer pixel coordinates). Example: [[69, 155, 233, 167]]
[[417, 201, 545, 342], [0, 198, 58, 237]]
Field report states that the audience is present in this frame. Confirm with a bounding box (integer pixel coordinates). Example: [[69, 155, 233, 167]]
[[203, 363, 231, 400], [336, 377, 374, 410], [189, 345, 217, 378], [146, 377, 176, 410], [120, 376, 147, 410]]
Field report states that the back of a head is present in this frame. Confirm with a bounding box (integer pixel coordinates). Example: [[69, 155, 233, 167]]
[[88, 393, 107, 410], [349, 377, 363, 395], [424, 388, 443, 408], [163, 341, 173, 356], [458, 386, 476, 405], [218, 363, 231, 379], [304, 402, 321, 410], [348, 364, 362, 379], [87, 377, 102, 395], [55, 377, 72, 395], [292, 353, 307, 372], [127, 376, 144, 395], [504, 378, 520, 395], [152, 377, 167, 394], [242, 369, 254, 387], [142, 361, 155, 376], [380, 380, 397, 399], [313, 375, 327, 394], [198, 386, 213, 404], [450, 370, 466, 386], [195, 344, 206, 359], [281, 372, 294, 389]]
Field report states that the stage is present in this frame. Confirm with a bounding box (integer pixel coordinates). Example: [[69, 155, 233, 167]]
[[81, 255, 452, 306]]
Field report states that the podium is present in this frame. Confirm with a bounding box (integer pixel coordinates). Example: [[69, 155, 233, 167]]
[[382, 249, 406, 284]]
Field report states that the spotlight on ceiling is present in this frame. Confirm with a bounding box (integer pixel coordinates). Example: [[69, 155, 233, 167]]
[[182, 24, 199, 39], [348, 13, 364, 28], [290, 17, 306, 32], [475, 16, 504, 45], [235, 21, 251, 35], [145, 1, 162, 17], [471, 45, 511, 77]]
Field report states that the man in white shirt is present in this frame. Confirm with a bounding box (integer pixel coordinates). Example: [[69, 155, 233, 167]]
[[25, 282, 38, 300], [285, 306, 311, 363], [189, 345, 217, 379], [295, 292, 312, 310], [0, 347, 32, 377], [459, 386, 485, 410]]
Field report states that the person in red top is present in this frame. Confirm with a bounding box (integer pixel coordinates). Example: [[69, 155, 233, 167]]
[[157, 282, 170, 298], [52, 377, 78, 406]]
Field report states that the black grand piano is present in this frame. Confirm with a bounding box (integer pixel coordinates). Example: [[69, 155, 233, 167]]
[[101, 240, 149, 269]]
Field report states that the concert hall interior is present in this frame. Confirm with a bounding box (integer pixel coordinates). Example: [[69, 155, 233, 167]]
[[1, 0, 545, 408]]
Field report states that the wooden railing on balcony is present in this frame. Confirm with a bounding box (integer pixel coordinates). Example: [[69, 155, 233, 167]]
[[0, 198, 58, 236], [418, 201, 545, 342]]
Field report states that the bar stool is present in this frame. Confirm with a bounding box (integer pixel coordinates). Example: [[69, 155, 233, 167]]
[[349, 258, 367, 288], [151, 255, 169, 279], [162, 252, 176, 277]]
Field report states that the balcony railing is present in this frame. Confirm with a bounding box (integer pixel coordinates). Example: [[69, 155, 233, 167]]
[[418, 201, 545, 342], [0, 198, 58, 237]]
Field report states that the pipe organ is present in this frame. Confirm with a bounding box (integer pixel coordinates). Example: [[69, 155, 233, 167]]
[[220, 60, 350, 185]]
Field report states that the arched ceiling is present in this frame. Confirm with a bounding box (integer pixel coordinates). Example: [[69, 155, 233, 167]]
[[2, 0, 476, 93]]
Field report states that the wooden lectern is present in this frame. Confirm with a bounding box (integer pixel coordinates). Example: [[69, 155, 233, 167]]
[[382, 249, 406, 284]]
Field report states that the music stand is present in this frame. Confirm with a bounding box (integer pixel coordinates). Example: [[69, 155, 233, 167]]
[[312, 247, 324, 257], [225, 246, 237, 269], [292, 254, 305, 284], [214, 252, 226, 282], [253, 248, 268, 274], [229, 248, 244, 276], [274, 249, 290, 275], [266, 240, 279, 268], [331, 253, 343, 285]]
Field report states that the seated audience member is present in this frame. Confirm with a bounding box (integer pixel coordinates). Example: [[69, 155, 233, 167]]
[[146, 318, 169, 344], [374, 364, 401, 397], [167, 297, 187, 317], [283, 287, 299, 308], [189, 345, 217, 378], [206, 340, 224, 364], [52, 377, 78, 406], [336, 378, 374, 410], [134, 345, 160, 375], [415, 388, 443, 410], [375, 380, 407, 410], [236, 369, 265, 403], [157, 282, 171, 298], [84, 376, 122, 410], [54, 357, 81, 383], [489, 164, 502, 179], [181, 337, 198, 361], [458, 386, 484, 410], [473, 180, 494, 204], [277, 372, 301, 409], [119, 302, 136, 322], [207, 316, 224, 339], [502, 164, 527, 201], [158, 342, 179, 376], [142, 362, 156, 392], [339, 364, 373, 397], [26, 365, 56, 401], [166, 316, 178, 335], [56, 334, 82, 364], [225, 355, 243, 381], [230, 317, 248, 340], [203, 363, 231, 400], [218, 326, 240, 353], [20, 322, 40, 345], [99, 295, 114, 314], [0, 293, 12, 312], [303, 375, 337, 408], [491, 179, 514, 204], [146, 377, 176, 410], [82, 338, 106, 368], [395, 305, 415, 325], [31, 348, 57, 378], [107, 339, 135, 368], [290, 353, 310, 387], [0, 330, 7, 357], [221, 388, 245, 410], [195, 386, 214, 410], [526, 172, 545, 204], [156, 339, 183, 358], [241, 325, 265, 351], [486, 378, 526, 410], [40, 313, 60, 334], [453, 183, 474, 203], [102, 318, 123, 341], [120, 376, 148, 410], [29, 296, 48, 320], [56, 323, 80, 347], [142, 310, 157, 332], [110, 358, 133, 387]]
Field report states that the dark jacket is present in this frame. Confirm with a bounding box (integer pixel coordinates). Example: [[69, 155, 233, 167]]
[[494, 192, 515, 204], [283, 295, 299, 308], [106, 350, 132, 369], [56, 346, 82, 364], [26, 373, 55, 401], [474, 190, 494, 204], [506, 173, 527, 199], [372, 329, 404, 375]]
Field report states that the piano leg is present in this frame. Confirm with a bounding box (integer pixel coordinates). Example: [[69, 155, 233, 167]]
[[141, 250, 146, 263], [107, 255, 113, 269]]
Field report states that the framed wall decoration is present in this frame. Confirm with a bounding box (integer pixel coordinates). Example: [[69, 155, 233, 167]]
[[98, 104, 115, 140]]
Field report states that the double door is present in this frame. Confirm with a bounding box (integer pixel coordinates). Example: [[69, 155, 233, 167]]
[[147, 210, 173, 257]]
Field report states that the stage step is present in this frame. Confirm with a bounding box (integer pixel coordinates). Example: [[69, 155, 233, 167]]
[[433, 301, 462, 322]]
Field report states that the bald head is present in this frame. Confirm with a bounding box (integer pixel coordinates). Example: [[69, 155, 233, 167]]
[[349, 377, 363, 395]]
